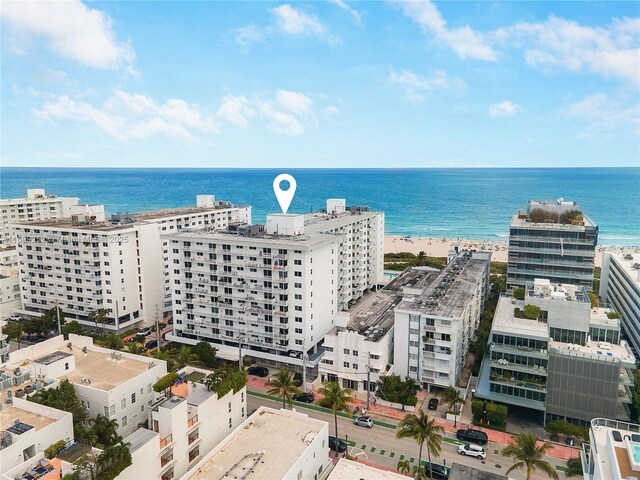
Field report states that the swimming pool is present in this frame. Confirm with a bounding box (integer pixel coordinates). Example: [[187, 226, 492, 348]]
[[631, 442, 640, 463]]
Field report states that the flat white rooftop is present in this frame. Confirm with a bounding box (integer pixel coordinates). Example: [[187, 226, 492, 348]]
[[492, 296, 552, 338], [328, 458, 407, 479], [186, 407, 326, 480], [607, 252, 640, 287], [589, 418, 640, 480], [0, 401, 56, 432]]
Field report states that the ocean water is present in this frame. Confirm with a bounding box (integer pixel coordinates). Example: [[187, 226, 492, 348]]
[[1, 168, 639, 246]]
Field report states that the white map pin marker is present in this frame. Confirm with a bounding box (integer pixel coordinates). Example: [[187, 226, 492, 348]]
[[273, 173, 297, 214]]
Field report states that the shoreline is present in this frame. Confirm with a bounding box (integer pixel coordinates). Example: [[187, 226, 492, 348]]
[[384, 235, 640, 269]]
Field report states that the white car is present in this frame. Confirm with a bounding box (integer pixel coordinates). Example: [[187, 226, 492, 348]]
[[457, 443, 487, 459], [8, 315, 22, 321]]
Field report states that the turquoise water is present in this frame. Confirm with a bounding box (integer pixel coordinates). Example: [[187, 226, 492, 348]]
[[632, 443, 640, 463], [1, 167, 638, 246]]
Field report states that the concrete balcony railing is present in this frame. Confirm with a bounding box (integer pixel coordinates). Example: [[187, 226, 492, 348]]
[[187, 415, 199, 429], [160, 434, 173, 450]]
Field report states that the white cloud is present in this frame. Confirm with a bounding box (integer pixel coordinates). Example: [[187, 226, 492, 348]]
[[389, 68, 465, 102], [270, 4, 325, 35], [323, 106, 340, 116], [33, 90, 217, 141], [392, 0, 496, 61], [566, 93, 640, 138], [276, 90, 313, 116], [489, 100, 522, 117], [1, 0, 134, 70], [260, 104, 304, 135], [497, 16, 640, 85], [216, 95, 256, 127], [233, 25, 266, 46], [329, 0, 362, 25], [270, 4, 340, 44]]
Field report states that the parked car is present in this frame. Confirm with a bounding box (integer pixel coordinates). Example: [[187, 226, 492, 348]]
[[457, 443, 487, 459], [456, 429, 489, 445], [428, 398, 439, 410], [353, 416, 374, 428], [421, 462, 448, 480], [137, 328, 151, 337], [247, 365, 269, 377], [328, 436, 347, 453], [8, 315, 22, 321], [294, 392, 315, 403], [145, 340, 158, 349]]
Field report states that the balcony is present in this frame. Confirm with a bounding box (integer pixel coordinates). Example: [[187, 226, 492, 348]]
[[160, 434, 173, 450], [188, 448, 200, 463], [490, 360, 548, 377], [187, 415, 199, 429], [188, 433, 199, 445], [160, 454, 174, 467], [161, 473, 174, 480], [489, 374, 547, 392]]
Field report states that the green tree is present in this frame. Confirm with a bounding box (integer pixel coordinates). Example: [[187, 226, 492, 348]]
[[89, 414, 121, 448], [42, 306, 66, 332], [566, 457, 583, 477], [127, 343, 145, 355], [154, 371, 179, 396], [29, 379, 88, 426], [417, 251, 426, 265], [396, 410, 444, 480], [175, 346, 200, 368], [4, 322, 23, 348], [513, 288, 525, 300], [397, 459, 411, 475], [88, 308, 109, 336], [154, 348, 177, 371], [266, 369, 299, 409], [62, 320, 85, 337], [316, 381, 353, 455], [101, 334, 124, 351], [412, 466, 427, 480], [523, 304, 541, 320], [443, 387, 465, 427], [193, 341, 217, 368], [501, 432, 559, 480]]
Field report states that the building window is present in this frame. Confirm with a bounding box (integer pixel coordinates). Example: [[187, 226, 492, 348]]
[[229, 418, 233, 429], [121, 398, 126, 410], [122, 416, 127, 427], [343, 348, 350, 355], [343, 362, 350, 368], [131, 393, 136, 404]]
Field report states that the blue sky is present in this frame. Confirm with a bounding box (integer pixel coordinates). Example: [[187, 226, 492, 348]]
[[1, 1, 639, 168]]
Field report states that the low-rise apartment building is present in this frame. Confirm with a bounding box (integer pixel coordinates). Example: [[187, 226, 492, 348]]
[[13, 195, 250, 330], [476, 279, 636, 425], [146, 368, 247, 480], [319, 268, 440, 394], [0, 247, 21, 320], [582, 418, 640, 480], [507, 199, 598, 290], [394, 251, 491, 389], [600, 252, 640, 357], [182, 406, 330, 480], [4, 334, 167, 438], [166, 200, 384, 369], [1, 189, 79, 246], [0, 397, 74, 475]]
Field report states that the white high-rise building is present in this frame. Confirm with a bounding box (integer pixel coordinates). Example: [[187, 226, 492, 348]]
[[12, 196, 250, 330], [166, 200, 384, 369], [600, 252, 640, 357], [0, 189, 80, 246], [394, 251, 491, 390]]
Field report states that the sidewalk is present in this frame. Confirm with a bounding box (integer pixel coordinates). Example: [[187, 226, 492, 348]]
[[246, 375, 580, 461]]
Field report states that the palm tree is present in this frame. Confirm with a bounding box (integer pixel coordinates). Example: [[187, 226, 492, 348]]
[[396, 410, 444, 479], [501, 432, 559, 480], [443, 387, 465, 427], [175, 346, 200, 368], [101, 334, 124, 351], [127, 343, 145, 355], [266, 369, 299, 409], [397, 459, 411, 475], [4, 322, 23, 349], [412, 466, 427, 480], [417, 251, 426, 265], [316, 381, 353, 455], [154, 348, 177, 371], [90, 414, 121, 448]]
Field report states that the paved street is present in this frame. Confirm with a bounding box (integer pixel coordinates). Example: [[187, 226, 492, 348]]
[[248, 394, 571, 480]]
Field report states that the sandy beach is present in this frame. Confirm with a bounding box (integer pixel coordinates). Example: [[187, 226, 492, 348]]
[[384, 235, 639, 268]]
